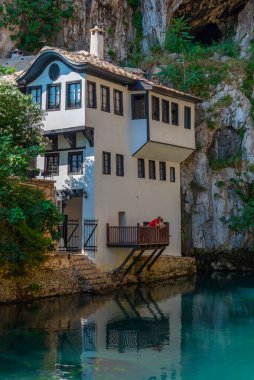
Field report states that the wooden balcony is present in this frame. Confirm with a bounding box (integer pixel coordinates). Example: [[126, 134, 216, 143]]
[[106, 223, 170, 248]]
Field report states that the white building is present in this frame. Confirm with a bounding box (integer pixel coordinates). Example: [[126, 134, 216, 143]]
[[16, 27, 201, 273]]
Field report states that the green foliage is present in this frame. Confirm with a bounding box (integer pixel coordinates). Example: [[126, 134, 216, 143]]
[[220, 171, 254, 238], [0, 181, 62, 275], [0, 82, 62, 275], [215, 180, 225, 188], [189, 180, 206, 193], [206, 119, 216, 129], [158, 19, 240, 97], [164, 17, 194, 54], [1, 0, 73, 53], [0, 82, 44, 148], [107, 50, 116, 60], [28, 282, 43, 292], [0, 65, 16, 75], [242, 40, 254, 121], [209, 153, 242, 170], [214, 95, 233, 108], [127, 0, 143, 58]]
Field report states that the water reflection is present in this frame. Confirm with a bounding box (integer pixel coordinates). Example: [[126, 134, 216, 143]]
[[3, 274, 254, 380]]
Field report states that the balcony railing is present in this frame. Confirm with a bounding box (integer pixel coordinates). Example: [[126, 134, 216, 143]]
[[106, 223, 170, 247]]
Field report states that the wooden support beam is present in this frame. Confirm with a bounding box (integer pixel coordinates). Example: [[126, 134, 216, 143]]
[[123, 249, 145, 276], [147, 248, 165, 271], [112, 247, 138, 279], [136, 248, 158, 275]]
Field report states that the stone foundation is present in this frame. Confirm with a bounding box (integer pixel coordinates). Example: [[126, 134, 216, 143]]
[[128, 255, 196, 282], [0, 254, 196, 304]]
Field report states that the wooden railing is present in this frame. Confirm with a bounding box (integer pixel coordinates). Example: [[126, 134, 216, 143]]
[[107, 223, 170, 247]]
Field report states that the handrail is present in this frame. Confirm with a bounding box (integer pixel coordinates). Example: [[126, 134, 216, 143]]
[[106, 223, 170, 246]]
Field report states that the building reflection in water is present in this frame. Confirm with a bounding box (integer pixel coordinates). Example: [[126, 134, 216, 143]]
[[55, 282, 186, 380]]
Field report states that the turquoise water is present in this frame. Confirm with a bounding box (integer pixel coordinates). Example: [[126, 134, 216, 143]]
[[1, 274, 254, 379]]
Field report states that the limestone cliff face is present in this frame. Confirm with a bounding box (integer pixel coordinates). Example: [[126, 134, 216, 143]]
[[181, 0, 254, 254], [0, 0, 249, 58]]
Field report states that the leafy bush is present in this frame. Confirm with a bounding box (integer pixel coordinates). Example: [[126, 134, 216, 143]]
[[0, 83, 62, 275], [0, 0, 73, 53]]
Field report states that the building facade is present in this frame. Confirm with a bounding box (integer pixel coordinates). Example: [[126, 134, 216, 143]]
[[16, 27, 201, 271]]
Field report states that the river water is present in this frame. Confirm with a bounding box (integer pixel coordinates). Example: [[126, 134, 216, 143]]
[[1, 274, 254, 380]]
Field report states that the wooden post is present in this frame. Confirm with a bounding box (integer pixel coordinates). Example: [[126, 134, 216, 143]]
[[106, 223, 109, 245]]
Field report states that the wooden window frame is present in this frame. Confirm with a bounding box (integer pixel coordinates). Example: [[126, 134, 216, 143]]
[[170, 167, 176, 182], [116, 154, 124, 176], [184, 106, 191, 129], [66, 80, 82, 110], [68, 151, 83, 175], [87, 81, 97, 109], [149, 160, 156, 180], [46, 83, 61, 111], [44, 153, 59, 176], [131, 94, 146, 120], [113, 89, 123, 116], [159, 161, 166, 181], [171, 102, 179, 126], [138, 158, 145, 178], [101, 85, 110, 112], [27, 85, 42, 108], [162, 99, 170, 124], [152, 95, 160, 121], [103, 151, 111, 175]]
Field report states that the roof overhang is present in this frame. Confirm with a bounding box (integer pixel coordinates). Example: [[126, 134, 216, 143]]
[[17, 50, 136, 86], [128, 81, 202, 104], [133, 140, 195, 163]]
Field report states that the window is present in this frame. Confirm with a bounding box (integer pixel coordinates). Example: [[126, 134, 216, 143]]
[[116, 154, 124, 176], [28, 86, 42, 108], [152, 96, 160, 121], [138, 158, 145, 178], [101, 85, 110, 112], [159, 162, 166, 181], [47, 84, 61, 110], [66, 81, 81, 109], [113, 89, 123, 115], [45, 153, 59, 176], [132, 94, 146, 119], [162, 99, 169, 124], [184, 106, 191, 129], [149, 160, 156, 180], [87, 81, 97, 108], [171, 102, 179, 125], [68, 152, 83, 174], [170, 167, 176, 182], [103, 152, 111, 174]]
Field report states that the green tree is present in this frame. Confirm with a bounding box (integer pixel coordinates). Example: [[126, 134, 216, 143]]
[[0, 0, 73, 53], [0, 82, 62, 275], [163, 17, 194, 85]]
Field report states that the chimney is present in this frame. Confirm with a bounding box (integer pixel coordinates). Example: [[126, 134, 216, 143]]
[[89, 26, 105, 60], [11, 48, 23, 59]]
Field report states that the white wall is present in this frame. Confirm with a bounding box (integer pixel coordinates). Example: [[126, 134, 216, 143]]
[[86, 75, 183, 271], [28, 60, 86, 131], [148, 91, 196, 150]]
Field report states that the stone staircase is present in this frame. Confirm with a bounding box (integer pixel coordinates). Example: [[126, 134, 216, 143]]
[[69, 255, 115, 293]]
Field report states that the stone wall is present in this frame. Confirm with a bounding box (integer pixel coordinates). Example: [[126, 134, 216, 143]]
[[0, 254, 196, 304], [129, 256, 196, 283]]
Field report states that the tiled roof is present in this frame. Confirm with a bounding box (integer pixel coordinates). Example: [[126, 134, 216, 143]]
[[2, 46, 202, 102]]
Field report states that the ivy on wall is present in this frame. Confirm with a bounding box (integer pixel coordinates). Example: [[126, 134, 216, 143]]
[[0, 0, 73, 53]]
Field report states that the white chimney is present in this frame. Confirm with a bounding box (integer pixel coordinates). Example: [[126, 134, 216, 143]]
[[89, 26, 105, 60]]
